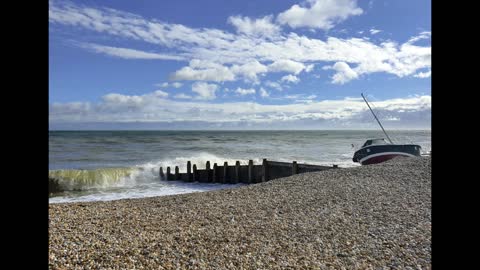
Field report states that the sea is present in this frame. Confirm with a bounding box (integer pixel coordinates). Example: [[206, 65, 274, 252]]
[[49, 130, 431, 203]]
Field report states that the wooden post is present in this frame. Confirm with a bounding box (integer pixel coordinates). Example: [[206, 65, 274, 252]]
[[223, 162, 228, 184], [262, 159, 269, 182], [166, 167, 171, 181], [159, 167, 164, 180], [292, 161, 298, 175], [248, 160, 253, 184], [213, 163, 218, 183], [234, 161, 240, 184], [175, 166, 180, 180], [193, 164, 198, 182], [206, 161, 211, 182], [187, 161, 192, 182]]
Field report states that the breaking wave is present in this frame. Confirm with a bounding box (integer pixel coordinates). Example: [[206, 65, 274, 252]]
[[49, 167, 136, 193], [49, 153, 262, 194]]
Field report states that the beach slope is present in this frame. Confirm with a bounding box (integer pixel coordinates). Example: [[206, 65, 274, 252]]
[[49, 156, 431, 269]]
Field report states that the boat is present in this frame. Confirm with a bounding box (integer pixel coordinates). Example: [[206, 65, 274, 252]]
[[352, 93, 422, 165]]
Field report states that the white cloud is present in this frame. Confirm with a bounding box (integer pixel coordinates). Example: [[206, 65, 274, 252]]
[[174, 93, 193, 99], [284, 94, 303, 99], [294, 99, 315, 104], [277, 0, 363, 30], [259, 87, 270, 98], [79, 43, 185, 60], [154, 90, 169, 98], [102, 93, 144, 105], [228, 15, 280, 37], [235, 88, 256, 95], [414, 70, 431, 78], [50, 1, 431, 85], [305, 64, 315, 72], [170, 60, 235, 82], [407, 31, 431, 44], [265, 81, 283, 91], [370, 28, 381, 35], [281, 74, 300, 83], [268, 59, 306, 74], [328, 61, 359, 84], [94, 91, 169, 115], [158, 82, 183, 88], [192, 82, 218, 100], [50, 0, 237, 49], [172, 82, 183, 88], [231, 60, 268, 83]]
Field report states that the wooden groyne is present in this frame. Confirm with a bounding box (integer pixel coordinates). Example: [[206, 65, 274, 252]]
[[159, 159, 338, 184]]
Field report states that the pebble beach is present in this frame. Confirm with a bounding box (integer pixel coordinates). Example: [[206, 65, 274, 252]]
[[49, 156, 431, 269]]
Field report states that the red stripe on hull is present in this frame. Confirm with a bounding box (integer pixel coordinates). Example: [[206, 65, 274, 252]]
[[361, 154, 408, 165]]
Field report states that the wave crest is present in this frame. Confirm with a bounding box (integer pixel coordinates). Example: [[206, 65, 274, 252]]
[[49, 152, 269, 194], [49, 167, 135, 193]]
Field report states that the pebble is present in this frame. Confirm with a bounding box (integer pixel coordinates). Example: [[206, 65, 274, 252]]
[[49, 156, 431, 269]]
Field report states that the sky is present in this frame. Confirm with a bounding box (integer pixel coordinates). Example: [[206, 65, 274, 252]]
[[49, 0, 431, 130]]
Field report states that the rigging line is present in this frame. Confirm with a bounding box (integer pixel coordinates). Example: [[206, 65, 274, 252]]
[[361, 93, 394, 144], [365, 94, 392, 142], [362, 93, 381, 128], [366, 94, 384, 120]]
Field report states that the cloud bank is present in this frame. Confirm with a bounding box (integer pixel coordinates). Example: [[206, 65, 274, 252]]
[[50, 91, 431, 129]]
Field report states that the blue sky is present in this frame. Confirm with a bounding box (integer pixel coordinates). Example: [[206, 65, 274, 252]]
[[49, 0, 431, 130]]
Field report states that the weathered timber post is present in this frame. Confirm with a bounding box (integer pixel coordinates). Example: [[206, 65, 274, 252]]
[[159, 167, 164, 180], [206, 161, 212, 182], [192, 164, 198, 182], [292, 161, 298, 175], [187, 161, 192, 182], [213, 163, 218, 182], [166, 167, 171, 181], [247, 160, 253, 183], [262, 159, 269, 182], [175, 166, 180, 180], [234, 161, 240, 184], [223, 161, 228, 183]]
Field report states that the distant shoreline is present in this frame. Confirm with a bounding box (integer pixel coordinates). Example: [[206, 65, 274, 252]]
[[50, 129, 432, 132]]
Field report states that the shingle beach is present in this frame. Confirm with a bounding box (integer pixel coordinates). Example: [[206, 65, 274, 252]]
[[49, 156, 431, 269]]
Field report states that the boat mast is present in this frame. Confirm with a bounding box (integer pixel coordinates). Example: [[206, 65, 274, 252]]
[[361, 93, 393, 144]]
